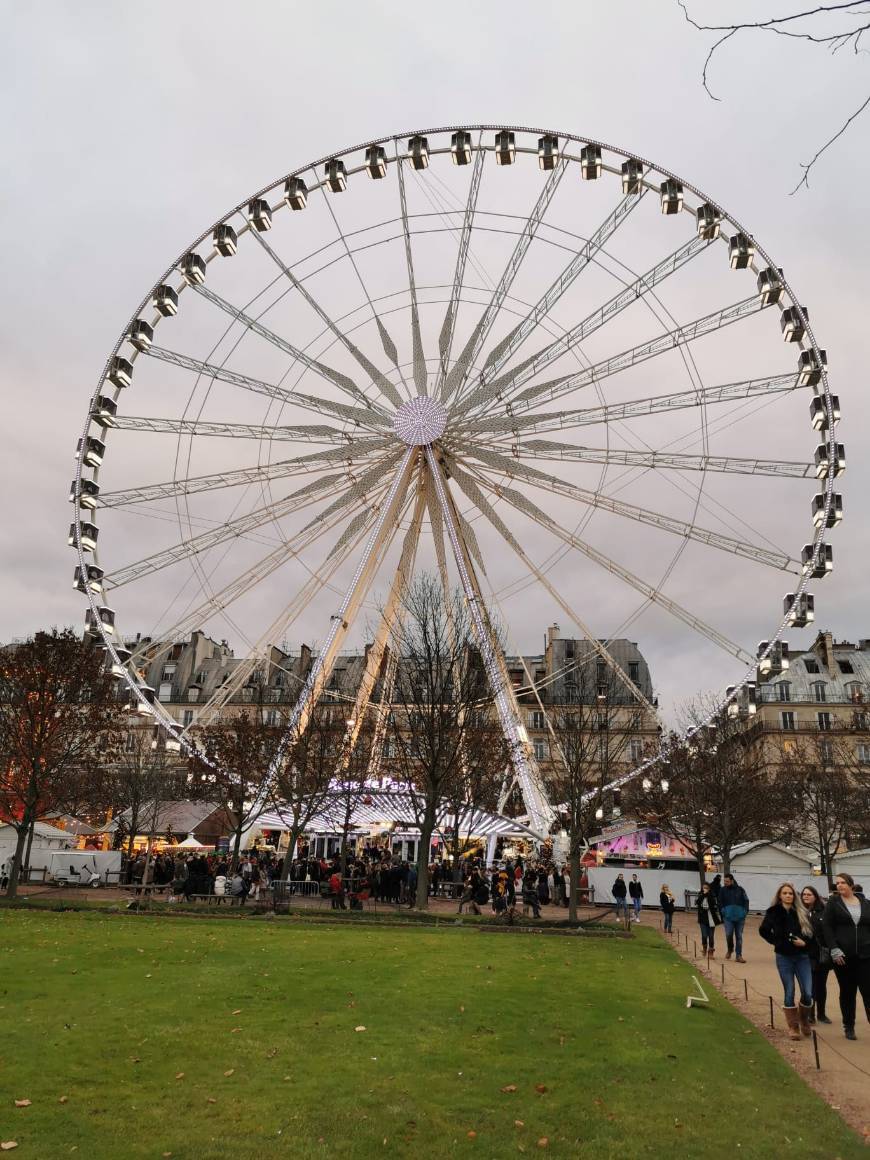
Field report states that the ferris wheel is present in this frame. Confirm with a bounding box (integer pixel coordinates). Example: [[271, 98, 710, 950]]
[[70, 124, 841, 836]]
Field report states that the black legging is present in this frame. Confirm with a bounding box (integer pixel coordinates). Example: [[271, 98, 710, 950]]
[[832, 957, 870, 1029], [812, 960, 831, 1018]]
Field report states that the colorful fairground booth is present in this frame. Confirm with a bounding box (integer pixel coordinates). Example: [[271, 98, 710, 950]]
[[587, 822, 713, 872], [252, 787, 537, 868]]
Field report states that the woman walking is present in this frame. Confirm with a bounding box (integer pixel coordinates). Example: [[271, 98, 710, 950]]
[[821, 872, 870, 1041], [801, 885, 832, 1025], [759, 883, 814, 1040], [695, 881, 721, 959], [659, 884, 676, 934], [611, 873, 628, 921]]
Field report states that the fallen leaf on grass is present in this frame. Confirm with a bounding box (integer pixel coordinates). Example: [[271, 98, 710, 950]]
[[355, 1025, 367, 1032], [58, 1097, 68, 1104], [537, 1138, 549, 1149], [467, 1130, 477, 1139], [534, 1084, 548, 1094], [0, 1144, 18, 1152], [207, 1098, 217, 1105], [13, 1101, 31, 1108], [265, 1048, 278, 1058], [501, 1084, 517, 1093], [231, 1028, 242, 1034], [232, 1009, 242, 1015], [514, 1120, 525, 1128], [145, 974, 152, 979], [223, 1069, 234, 1077], [175, 1073, 185, 1080]]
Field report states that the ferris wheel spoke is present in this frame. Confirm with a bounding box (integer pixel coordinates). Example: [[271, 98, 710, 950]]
[[192, 513, 377, 728], [462, 447, 797, 571], [143, 345, 389, 433], [443, 161, 568, 403], [127, 495, 376, 672], [317, 179, 411, 397], [447, 461, 656, 713], [190, 282, 391, 416], [436, 142, 485, 401], [476, 474, 754, 665], [396, 150, 427, 395], [111, 415, 349, 444], [297, 450, 406, 537], [105, 470, 352, 589], [455, 232, 712, 420], [250, 230, 403, 409], [509, 439, 816, 480], [470, 188, 648, 393], [97, 440, 393, 508], [464, 371, 801, 439]]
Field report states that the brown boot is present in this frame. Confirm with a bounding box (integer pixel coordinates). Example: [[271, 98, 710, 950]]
[[799, 1001, 813, 1037], [783, 1006, 801, 1041]]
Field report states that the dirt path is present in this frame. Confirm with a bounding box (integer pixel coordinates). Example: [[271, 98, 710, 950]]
[[663, 910, 870, 1142]]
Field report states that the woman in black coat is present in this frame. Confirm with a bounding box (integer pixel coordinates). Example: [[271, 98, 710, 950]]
[[821, 872, 870, 1041], [801, 885, 832, 1024], [695, 881, 721, 958]]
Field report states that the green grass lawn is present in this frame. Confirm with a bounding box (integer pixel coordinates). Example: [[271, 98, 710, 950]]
[[0, 911, 863, 1160]]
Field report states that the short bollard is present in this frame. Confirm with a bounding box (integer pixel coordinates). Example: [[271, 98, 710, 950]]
[[720, 964, 725, 985], [743, 979, 749, 1001], [769, 996, 775, 1028], [812, 1030, 821, 1070], [693, 940, 698, 958]]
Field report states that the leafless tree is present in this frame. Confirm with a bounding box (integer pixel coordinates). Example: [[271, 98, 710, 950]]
[[110, 721, 188, 868], [680, 1, 870, 190], [439, 717, 508, 884], [777, 730, 870, 887], [547, 665, 647, 922], [0, 629, 120, 897], [386, 574, 497, 910], [192, 699, 283, 873], [270, 698, 347, 880]]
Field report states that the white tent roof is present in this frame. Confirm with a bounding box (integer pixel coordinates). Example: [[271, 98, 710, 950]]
[[257, 788, 535, 840], [177, 834, 210, 848]]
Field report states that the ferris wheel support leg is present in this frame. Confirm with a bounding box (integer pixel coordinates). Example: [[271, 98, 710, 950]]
[[340, 473, 427, 764], [244, 448, 417, 832], [425, 445, 555, 838]]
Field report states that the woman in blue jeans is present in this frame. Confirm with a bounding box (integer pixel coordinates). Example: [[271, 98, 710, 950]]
[[759, 882, 815, 1041]]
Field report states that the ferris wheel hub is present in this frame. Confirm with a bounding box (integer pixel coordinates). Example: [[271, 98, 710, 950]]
[[392, 395, 448, 446]]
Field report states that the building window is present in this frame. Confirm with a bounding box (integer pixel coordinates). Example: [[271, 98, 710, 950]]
[[263, 709, 278, 726], [629, 662, 639, 683], [158, 682, 173, 702], [838, 659, 854, 675], [530, 710, 545, 730], [811, 682, 827, 703], [382, 738, 394, 759], [533, 739, 549, 761], [161, 665, 176, 682], [776, 682, 791, 702], [629, 738, 643, 763], [188, 686, 200, 703], [820, 740, 834, 764], [803, 658, 820, 674], [781, 712, 796, 731], [817, 712, 832, 732], [125, 732, 137, 752], [565, 682, 577, 702], [182, 710, 194, 727], [857, 743, 870, 765], [565, 641, 575, 659], [274, 671, 285, 687], [846, 682, 865, 704]]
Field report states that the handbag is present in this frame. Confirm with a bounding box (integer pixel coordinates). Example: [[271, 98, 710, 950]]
[[818, 945, 831, 966]]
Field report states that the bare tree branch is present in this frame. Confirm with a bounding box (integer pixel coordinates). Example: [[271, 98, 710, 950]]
[[679, 0, 870, 189]]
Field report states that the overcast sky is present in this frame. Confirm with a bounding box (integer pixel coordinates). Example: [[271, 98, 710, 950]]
[[2, 0, 867, 718]]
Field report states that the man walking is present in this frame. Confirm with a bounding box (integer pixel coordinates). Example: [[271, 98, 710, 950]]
[[719, 872, 749, 962], [628, 874, 644, 922]]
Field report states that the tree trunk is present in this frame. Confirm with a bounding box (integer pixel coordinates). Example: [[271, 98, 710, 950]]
[[5, 822, 30, 899], [821, 847, 834, 891], [230, 821, 243, 874], [696, 851, 707, 888], [721, 845, 732, 876], [281, 827, 300, 881], [415, 808, 437, 910], [568, 850, 580, 924], [22, 815, 37, 878]]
